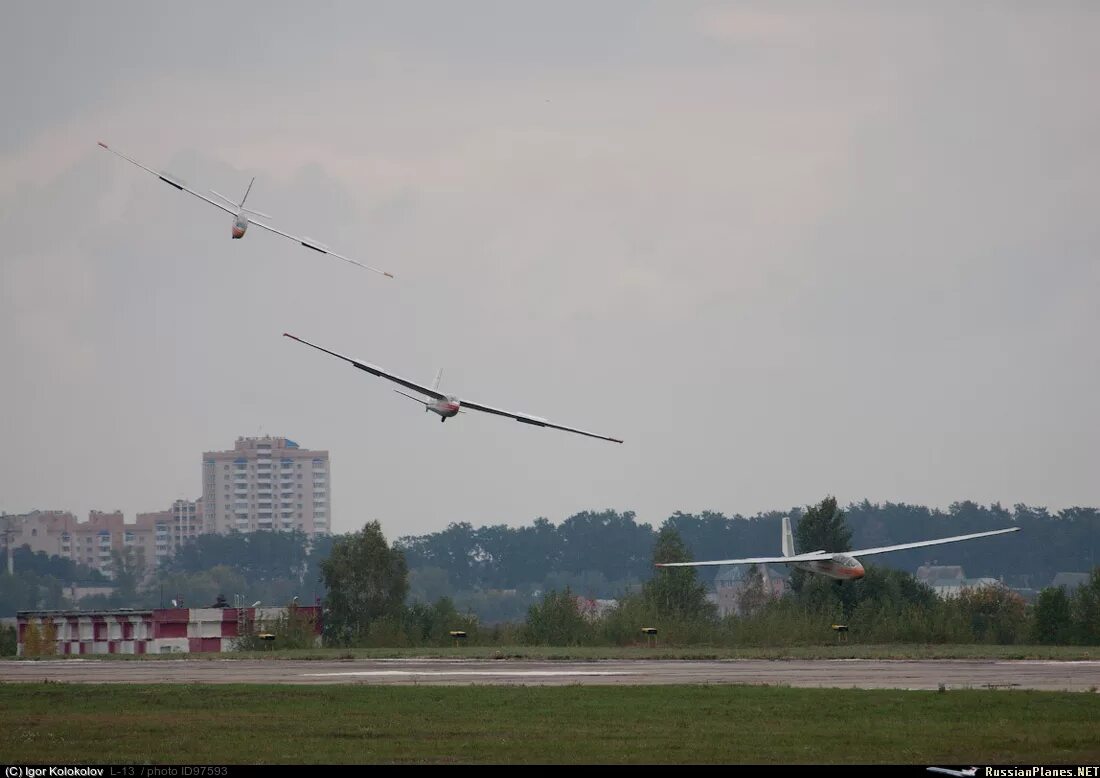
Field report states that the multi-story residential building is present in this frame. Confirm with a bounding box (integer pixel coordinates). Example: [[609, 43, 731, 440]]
[[173, 498, 204, 544], [202, 436, 330, 537], [5, 510, 157, 579], [135, 498, 204, 564], [3, 510, 75, 559]]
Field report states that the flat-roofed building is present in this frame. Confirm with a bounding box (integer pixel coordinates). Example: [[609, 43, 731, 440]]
[[4, 510, 156, 579], [202, 436, 330, 537], [135, 498, 203, 565]]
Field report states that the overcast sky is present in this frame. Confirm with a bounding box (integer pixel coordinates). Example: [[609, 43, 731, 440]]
[[2, 2, 1097, 540]]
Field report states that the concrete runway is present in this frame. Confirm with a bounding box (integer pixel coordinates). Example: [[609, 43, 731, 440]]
[[2, 658, 1099, 691]]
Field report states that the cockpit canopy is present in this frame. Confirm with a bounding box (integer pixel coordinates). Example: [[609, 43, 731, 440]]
[[831, 554, 861, 568]]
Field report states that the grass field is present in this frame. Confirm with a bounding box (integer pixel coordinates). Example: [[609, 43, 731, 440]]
[[0, 683, 1097, 764], [8, 643, 1097, 661]]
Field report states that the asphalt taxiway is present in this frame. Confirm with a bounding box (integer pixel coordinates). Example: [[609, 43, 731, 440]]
[[2, 658, 1098, 691]]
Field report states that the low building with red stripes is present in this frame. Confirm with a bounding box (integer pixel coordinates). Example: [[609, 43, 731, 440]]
[[16, 606, 322, 655]]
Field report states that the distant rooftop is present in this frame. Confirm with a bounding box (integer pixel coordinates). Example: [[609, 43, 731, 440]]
[[916, 565, 965, 581], [204, 436, 325, 456], [1050, 572, 1091, 591]]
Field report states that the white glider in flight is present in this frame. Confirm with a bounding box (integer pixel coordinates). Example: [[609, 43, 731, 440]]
[[97, 142, 393, 279], [283, 333, 624, 444], [657, 516, 1019, 581]]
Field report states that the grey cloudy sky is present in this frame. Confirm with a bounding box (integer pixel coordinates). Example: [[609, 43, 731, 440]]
[[2, 2, 1097, 539]]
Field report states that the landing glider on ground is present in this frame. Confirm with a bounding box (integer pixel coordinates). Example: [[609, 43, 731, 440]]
[[97, 142, 393, 278], [283, 333, 624, 444], [656, 516, 1019, 581]]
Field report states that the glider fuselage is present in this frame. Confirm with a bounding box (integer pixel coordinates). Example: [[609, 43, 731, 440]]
[[793, 554, 865, 580], [427, 397, 461, 420]]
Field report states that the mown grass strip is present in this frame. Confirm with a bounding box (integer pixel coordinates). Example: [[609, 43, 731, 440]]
[[0, 683, 1097, 764]]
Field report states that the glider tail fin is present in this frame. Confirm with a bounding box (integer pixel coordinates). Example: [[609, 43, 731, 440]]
[[782, 516, 796, 557], [432, 368, 444, 392], [240, 177, 255, 209]]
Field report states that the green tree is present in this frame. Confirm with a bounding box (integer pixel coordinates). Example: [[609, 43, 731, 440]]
[[0, 624, 16, 657], [235, 602, 320, 651], [407, 566, 452, 604], [791, 496, 852, 591], [110, 547, 146, 604], [736, 565, 772, 617], [643, 526, 716, 621], [1069, 568, 1100, 645], [795, 496, 852, 555], [148, 565, 247, 609], [23, 620, 41, 656], [954, 584, 1028, 644], [522, 588, 589, 645], [403, 597, 479, 646], [321, 521, 409, 645], [0, 571, 69, 617], [21, 618, 56, 657], [1032, 587, 1073, 645]]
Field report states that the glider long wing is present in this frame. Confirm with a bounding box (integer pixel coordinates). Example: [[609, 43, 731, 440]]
[[844, 527, 1020, 557], [249, 220, 394, 278], [657, 552, 833, 568], [460, 399, 624, 444], [283, 333, 446, 400], [98, 142, 236, 216], [655, 527, 1020, 568]]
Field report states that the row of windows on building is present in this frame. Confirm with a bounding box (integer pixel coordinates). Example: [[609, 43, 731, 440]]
[[220, 462, 327, 470]]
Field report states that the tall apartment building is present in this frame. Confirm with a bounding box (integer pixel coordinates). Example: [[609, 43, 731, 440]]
[[7, 510, 153, 578], [134, 498, 204, 563], [202, 436, 330, 537]]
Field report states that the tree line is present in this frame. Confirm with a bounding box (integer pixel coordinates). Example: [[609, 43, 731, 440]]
[[3, 497, 1099, 651], [0, 546, 107, 617], [398, 501, 1098, 596], [3, 499, 1097, 626], [318, 506, 1100, 649], [0, 530, 334, 616]]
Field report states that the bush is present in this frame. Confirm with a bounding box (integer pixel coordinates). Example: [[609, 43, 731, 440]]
[[954, 584, 1028, 644], [522, 588, 592, 646], [234, 604, 320, 651], [721, 598, 837, 647], [0, 624, 17, 656], [402, 597, 479, 646], [1069, 569, 1100, 645], [20, 618, 57, 657], [1032, 587, 1073, 644]]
